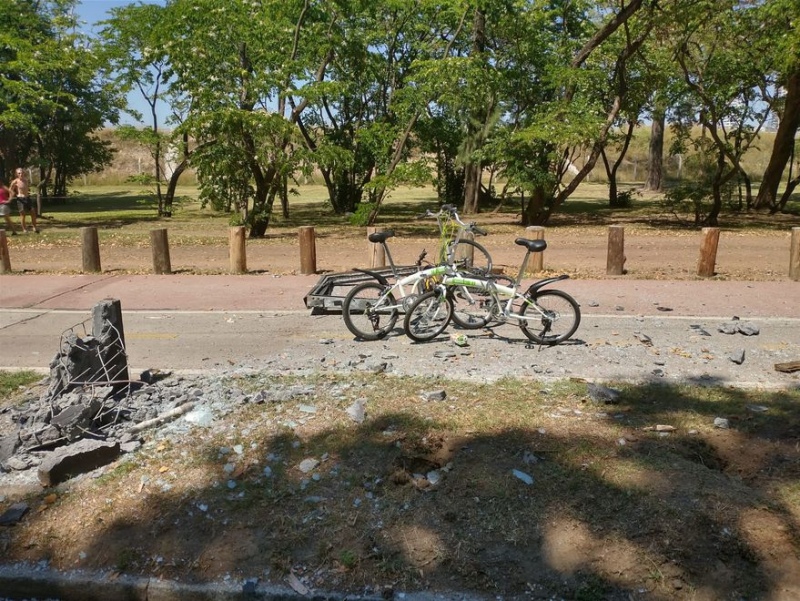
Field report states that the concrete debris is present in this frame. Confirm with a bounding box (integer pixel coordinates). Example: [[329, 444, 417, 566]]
[[0, 502, 29, 526], [587, 383, 621, 404], [345, 399, 366, 423], [714, 417, 731, 429], [729, 350, 746, 364], [37, 439, 121, 487]]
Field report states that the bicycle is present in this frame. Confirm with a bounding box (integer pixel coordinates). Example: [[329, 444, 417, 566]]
[[403, 237, 581, 345], [341, 205, 504, 340]]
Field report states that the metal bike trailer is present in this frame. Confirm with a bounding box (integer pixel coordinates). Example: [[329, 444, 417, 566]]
[[303, 266, 419, 314]]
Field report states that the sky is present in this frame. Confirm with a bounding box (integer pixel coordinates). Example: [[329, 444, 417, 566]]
[[75, 1, 166, 125]]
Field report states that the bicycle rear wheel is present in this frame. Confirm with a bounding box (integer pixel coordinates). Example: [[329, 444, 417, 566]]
[[446, 239, 492, 276], [404, 290, 453, 342], [342, 282, 398, 340], [518, 289, 581, 345]]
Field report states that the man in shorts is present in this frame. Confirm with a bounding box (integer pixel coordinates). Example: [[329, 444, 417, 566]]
[[9, 168, 39, 233], [0, 176, 18, 235]]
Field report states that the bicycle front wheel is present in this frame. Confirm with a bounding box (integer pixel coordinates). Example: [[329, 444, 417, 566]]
[[449, 285, 493, 329], [447, 239, 492, 276], [342, 282, 398, 340], [404, 290, 453, 342], [518, 289, 581, 345]]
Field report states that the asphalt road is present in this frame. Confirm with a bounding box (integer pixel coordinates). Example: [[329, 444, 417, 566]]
[[1, 274, 798, 388]]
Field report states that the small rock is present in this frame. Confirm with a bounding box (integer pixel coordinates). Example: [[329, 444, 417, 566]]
[[420, 389, 447, 402], [0, 502, 29, 526], [587, 383, 621, 404], [728, 350, 746, 365], [713, 417, 730, 429], [298, 458, 320, 474], [746, 404, 768, 413], [346, 399, 366, 424], [633, 332, 653, 346], [588, 300, 600, 307], [717, 322, 738, 335], [736, 322, 759, 336], [656, 306, 673, 312]]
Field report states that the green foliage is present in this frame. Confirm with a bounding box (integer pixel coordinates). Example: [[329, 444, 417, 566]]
[[0, 0, 122, 193], [0, 370, 40, 406], [348, 202, 375, 226], [126, 174, 158, 186]]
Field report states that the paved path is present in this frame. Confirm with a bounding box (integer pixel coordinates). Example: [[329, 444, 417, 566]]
[[1, 274, 799, 387]]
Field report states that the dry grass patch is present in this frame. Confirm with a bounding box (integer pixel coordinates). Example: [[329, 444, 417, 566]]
[[1, 372, 799, 600]]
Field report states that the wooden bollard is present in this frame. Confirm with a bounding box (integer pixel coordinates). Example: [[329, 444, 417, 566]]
[[456, 231, 475, 265], [790, 227, 800, 281], [697, 227, 720, 277], [606, 225, 625, 275], [150, 228, 172, 274], [81, 226, 101, 273], [298, 226, 317, 275], [0, 230, 11, 274], [367, 227, 385, 268], [229, 226, 247, 273], [525, 226, 545, 273]]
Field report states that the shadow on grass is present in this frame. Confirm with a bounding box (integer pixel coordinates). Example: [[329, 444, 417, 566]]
[[6, 374, 800, 600]]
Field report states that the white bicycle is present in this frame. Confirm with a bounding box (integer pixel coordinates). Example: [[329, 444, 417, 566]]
[[403, 238, 581, 345]]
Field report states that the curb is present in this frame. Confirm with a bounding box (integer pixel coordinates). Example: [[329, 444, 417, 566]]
[[0, 564, 373, 601], [0, 564, 487, 601]]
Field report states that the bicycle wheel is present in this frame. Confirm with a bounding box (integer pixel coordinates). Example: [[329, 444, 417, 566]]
[[449, 285, 493, 329], [404, 290, 453, 342], [447, 239, 492, 276], [518, 289, 581, 345], [342, 282, 398, 340]]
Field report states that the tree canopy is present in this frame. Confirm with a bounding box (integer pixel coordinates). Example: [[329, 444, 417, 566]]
[[3, 0, 798, 230]]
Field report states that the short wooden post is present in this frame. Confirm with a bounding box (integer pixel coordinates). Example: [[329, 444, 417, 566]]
[[229, 226, 247, 274], [697, 227, 720, 277], [81, 226, 101, 273], [456, 231, 475, 265], [367, 227, 385, 268], [606, 225, 626, 275], [0, 230, 11, 274], [298, 226, 317, 275], [790, 227, 800, 281], [525, 226, 545, 273], [150, 228, 172, 275]]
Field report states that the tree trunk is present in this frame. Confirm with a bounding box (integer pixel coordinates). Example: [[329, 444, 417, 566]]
[[755, 69, 800, 210], [522, 186, 552, 226], [163, 160, 187, 218], [644, 104, 666, 191]]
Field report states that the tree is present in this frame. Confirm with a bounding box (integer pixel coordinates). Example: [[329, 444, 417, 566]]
[[671, 0, 776, 225], [99, 2, 188, 216], [0, 0, 121, 197], [753, 0, 800, 212]]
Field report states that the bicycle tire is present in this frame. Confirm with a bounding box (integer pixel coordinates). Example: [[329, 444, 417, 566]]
[[449, 285, 492, 329], [342, 282, 399, 340], [518, 289, 581, 345], [446, 239, 493, 276], [404, 290, 453, 342]]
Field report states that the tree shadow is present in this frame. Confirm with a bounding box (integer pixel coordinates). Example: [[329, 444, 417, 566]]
[[3, 375, 799, 600]]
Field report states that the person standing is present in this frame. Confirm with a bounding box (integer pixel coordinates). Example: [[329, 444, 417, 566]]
[[0, 177, 18, 235], [9, 168, 39, 233]]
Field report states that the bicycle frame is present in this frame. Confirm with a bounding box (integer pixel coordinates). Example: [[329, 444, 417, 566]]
[[438, 245, 570, 325]]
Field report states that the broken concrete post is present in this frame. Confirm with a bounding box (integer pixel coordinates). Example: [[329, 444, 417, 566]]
[[92, 299, 129, 384]]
